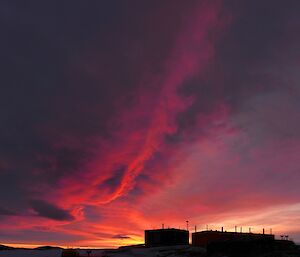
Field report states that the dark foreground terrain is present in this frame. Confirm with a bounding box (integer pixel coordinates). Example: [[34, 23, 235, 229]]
[[0, 243, 299, 257]]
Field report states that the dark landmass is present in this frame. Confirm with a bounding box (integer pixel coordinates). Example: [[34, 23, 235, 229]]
[[100, 244, 300, 257], [118, 244, 145, 249], [1, 242, 300, 256], [34, 245, 63, 250], [207, 239, 300, 257], [0, 244, 63, 251]]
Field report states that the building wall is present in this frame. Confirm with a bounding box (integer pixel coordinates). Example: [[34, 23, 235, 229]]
[[192, 231, 274, 247], [145, 229, 189, 247]]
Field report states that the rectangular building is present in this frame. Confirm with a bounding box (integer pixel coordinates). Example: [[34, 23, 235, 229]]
[[145, 228, 189, 247], [192, 230, 275, 247]]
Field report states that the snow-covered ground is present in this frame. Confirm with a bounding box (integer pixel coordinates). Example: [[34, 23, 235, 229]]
[[0, 249, 104, 257], [0, 246, 205, 257], [1, 246, 299, 257], [103, 245, 205, 257], [0, 249, 62, 257]]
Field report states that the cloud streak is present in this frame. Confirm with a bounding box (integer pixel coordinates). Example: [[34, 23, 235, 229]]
[[30, 200, 74, 221]]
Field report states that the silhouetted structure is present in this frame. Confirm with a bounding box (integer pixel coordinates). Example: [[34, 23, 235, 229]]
[[192, 230, 274, 247], [61, 249, 79, 257], [207, 239, 297, 256], [207, 239, 275, 256], [145, 228, 189, 247]]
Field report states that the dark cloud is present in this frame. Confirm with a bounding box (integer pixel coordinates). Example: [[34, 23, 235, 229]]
[[0, 207, 16, 216], [99, 165, 127, 193], [176, 0, 300, 137], [112, 234, 131, 239], [30, 200, 74, 221], [0, 0, 191, 214]]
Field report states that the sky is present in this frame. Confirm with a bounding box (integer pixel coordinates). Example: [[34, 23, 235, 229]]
[[0, 0, 300, 248]]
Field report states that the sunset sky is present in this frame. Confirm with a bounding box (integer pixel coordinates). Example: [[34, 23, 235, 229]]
[[1, 0, 300, 248]]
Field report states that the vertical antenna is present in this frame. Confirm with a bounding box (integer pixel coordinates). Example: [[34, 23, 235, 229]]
[[206, 225, 208, 231], [162, 224, 164, 229], [263, 228, 265, 234], [186, 220, 189, 231], [195, 225, 197, 233], [221, 227, 224, 232]]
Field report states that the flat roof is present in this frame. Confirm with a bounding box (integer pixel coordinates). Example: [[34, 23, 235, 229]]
[[192, 230, 273, 236], [145, 228, 188, 232]]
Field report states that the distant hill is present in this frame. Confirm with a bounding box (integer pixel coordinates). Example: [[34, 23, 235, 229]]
[[34, 246, 63, 250], [0, 244, 63, 251], [0, 244, 15, 250]]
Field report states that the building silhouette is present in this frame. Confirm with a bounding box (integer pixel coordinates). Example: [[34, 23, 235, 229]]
[[143, 227, 297, 256], [192, 230, 274, 247], [145, 228, 189, 247]]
